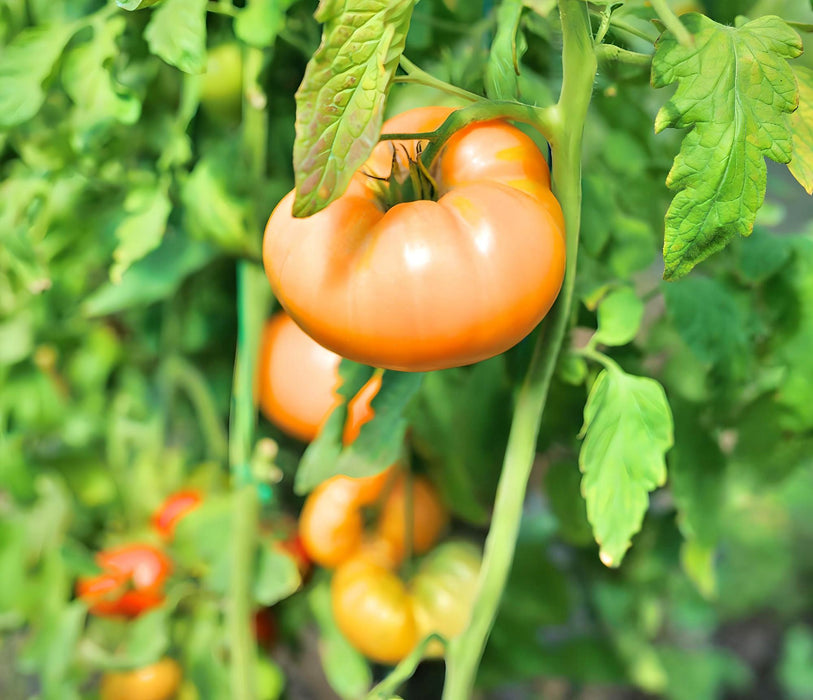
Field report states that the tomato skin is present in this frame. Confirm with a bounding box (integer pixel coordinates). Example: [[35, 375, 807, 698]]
[[100, 658, 181, 700], [263, 106, 565, 372], [410, 541, 481, 657], [377, 474, 448, 559], [152, 490, 203, 539], [76, 545, 171, 618], [256, 312, 379, 442], [331, 557, 418, 664]]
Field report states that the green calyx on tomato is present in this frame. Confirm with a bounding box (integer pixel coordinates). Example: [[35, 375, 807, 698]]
[[330, 540, 481, 664], [263, 105, 565, 372], [76, 544, 172, 618]]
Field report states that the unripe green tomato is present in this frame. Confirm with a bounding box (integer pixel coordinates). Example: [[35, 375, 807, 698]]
[[200, 43, 243, 123], [410, 541, 481, 657], [256, 657, 285, 700]]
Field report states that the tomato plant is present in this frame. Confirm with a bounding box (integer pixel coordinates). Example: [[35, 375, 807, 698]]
[[76, 544, 172, 618], [2, 0, 812, 699], [100, 658, 182, 700]]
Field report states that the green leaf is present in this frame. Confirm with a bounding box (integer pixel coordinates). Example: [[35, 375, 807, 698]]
[[779, 625, 813, 699], [117, 0, 162, 8], [0, 313, 33, 365], [736, 226, 792, 283], [579, 366, 673, 567], [788, 65, 813, 194], [254, 543, 301, 606], [292, 0, 416, 217], [663, 276, 749, 367], [235, 0, 295, 48], [145, 0, 207, 74], [309, 580, 372, 699], [408, 359, 509, 524], [652, 14, 802, 279], [659, 646, 750, 700], [0, 24, 76, 128], [485, 0, 526, 101], [544, 460, 594, 546], [110, 184, 173, 283], [594, 286, 644, 346]]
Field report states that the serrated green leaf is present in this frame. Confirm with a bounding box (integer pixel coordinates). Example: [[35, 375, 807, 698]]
[[788, 65, 813, 195], [652, 14, 802, 279], [595, 286, 644, 346], [62, 18, 141, 136], [235, 0, 295, 48], [254, 543, 301, 606], [292, 0, 416, 217], [485, 0, 526, 101], [110, 184, 172, 283], [0, 24, 76, 128], [662, 276, 749, 366], [145, 0, 207, 74], [579, 366, 673, 567]]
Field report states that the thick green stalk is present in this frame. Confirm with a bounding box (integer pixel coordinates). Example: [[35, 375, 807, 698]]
[[227, 46, 272, 700], [440, 1, 596, 697]]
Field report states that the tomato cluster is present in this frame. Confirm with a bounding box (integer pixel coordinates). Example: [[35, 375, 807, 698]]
[[263, 105, 565, 372]]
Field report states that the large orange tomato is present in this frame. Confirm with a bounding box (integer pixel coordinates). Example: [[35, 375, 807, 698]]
[[263, 106, 565, 372], [100, 658, 182, 700], [331, 541, 481, 664], [76, 544, 171, 618], [256, 311, 381, 442]]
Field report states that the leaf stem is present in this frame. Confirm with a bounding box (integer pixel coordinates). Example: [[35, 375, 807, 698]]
[[396, 56, 485, 103], [595, 44, 653, 68], [649, 0, 693, 46], [367, 635, 445, 699], [607, 16, 659, 43], [441, 1, 596, 697]]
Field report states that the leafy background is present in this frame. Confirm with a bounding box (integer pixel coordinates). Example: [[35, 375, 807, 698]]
[[1, 0, 812, 698]]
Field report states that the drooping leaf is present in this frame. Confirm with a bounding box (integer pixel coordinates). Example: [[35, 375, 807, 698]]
[[235, 0, 296, 48], [0, 24, 76, 128], [292, 0, 417, 217], [110, 184, 173, 283], [144, 0, 207, 74], [254, 543, 301, 606], [579, 366, 673, 567], [594, 286, 644, 347], [652, 14, 802, 279], [788, 65, 813, 194], [485, 0, 526, 101]]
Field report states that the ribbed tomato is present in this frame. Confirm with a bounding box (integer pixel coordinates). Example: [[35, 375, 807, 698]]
[[263, 106, 565, 371], [256, 311, 381, 443], [76, 544, 171, 618]]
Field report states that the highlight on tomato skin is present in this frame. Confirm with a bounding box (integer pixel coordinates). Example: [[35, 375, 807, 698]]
[[76, 544, 172, 618], [263, 105, 566, 372], [255, 311, 380, 443], [152, 489, 203, 539]]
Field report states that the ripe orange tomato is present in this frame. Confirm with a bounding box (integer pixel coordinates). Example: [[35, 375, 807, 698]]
[[152, 489, 203, 539], [100, 658, 182, 700], [377, 474, 448, 559], [76, 544, 171, 618], [331, 541, 481, 664], [256, 311, 381, 442], [263, 106, 565, 371]]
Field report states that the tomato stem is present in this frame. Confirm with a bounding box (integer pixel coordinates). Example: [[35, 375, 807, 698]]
[[396, 56, 485, 104], [649, 0, 694, 46], [441, 1, 596, 697]]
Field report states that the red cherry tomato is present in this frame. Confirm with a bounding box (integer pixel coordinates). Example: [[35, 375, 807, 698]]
[[76, 544, 171, 618], [152, 489, 203, 539]]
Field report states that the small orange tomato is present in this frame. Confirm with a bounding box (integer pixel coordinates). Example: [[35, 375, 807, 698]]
[[256, 311, 380, 443], [100, 658, 182, 700], [152, 490, 203, 539], [377, 474, 448, 558], [331, 556, 418, 665], [263, 106, 565, 372], [298, 467, 394, 569], [76, 544, 171, 618]]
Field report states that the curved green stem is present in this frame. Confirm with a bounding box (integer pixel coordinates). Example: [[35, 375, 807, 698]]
[[396, 56, 484, 104], [367, 635, 445, 700], [596, 44, 653, 68], [650, 0, 693, 46], [441, 1, 596, 697]]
